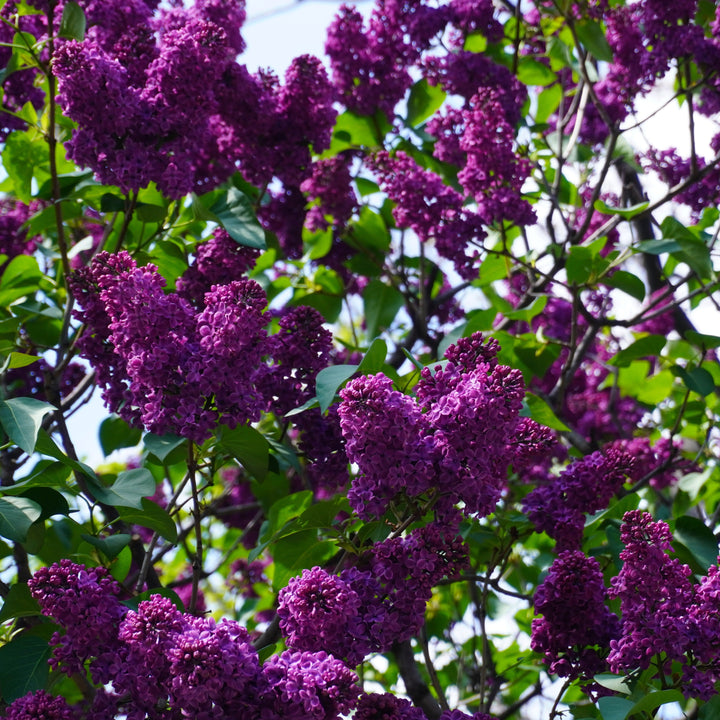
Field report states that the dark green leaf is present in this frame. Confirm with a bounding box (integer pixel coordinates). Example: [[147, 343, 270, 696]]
[[135, 203, 166, 223], [117, 499, 177, 543], [59, 1, 86, 41], [211, 187, 266, 250], [0, 496, 41, 542], [216, 425, 269, 480], [18, 487, 69, 520], [0, 584, 40, 623], [674, 516, 718, 574], [576, 20, 613, 61], [407, 78, 446, 127], [315, 364, 359, 414], [685, 331, 720, 350], [99, 416, 142, 455], [34, 430, 97, 482], [272, 531, 337, 591], [627, 690, 685, 718], [143, 433, 185, 463], [81, 533, 131, 560], [0, 633, 51, 702], [363, 279, 405, 338], [521, 393, 569, 431], [676, 237, 714, 279], [608, 335, 666, 368], [604, 270, 646, 301], [597, 696, 634, 720], [637, 238, 680, 255], [100, 193, 126, 212], [0, 397, 53, 455], [123, 588, 184, 613], [87, 468, 156, 510], [357, 338, 388, 375], [672, 365, 715, 396]]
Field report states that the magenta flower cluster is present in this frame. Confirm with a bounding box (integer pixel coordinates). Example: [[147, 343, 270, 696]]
[[70, 250, 336, 444], [52, 0, 336, 197], [338, 333, 526, 520], [278, 523, 468, 666], [23, 561, 361, 719]]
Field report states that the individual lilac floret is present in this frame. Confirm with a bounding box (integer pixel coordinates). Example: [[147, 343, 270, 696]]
[[531, 551, 620, 682], [4, 690, 77, 720], [608, 511, 694, 673], [354, 692, 427, 720], [524, 448, 634, 551], [260, 650, 360, 720], [28, 560, 126, 682]]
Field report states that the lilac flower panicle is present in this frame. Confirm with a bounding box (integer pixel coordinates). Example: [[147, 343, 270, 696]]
[[354, 693, 427, 720], [4, 690, 76, 720], [531, 551, 619, 681], [260, 650, 360, 720], [608, 511, 694, 673], [28, 560, 126, 681]]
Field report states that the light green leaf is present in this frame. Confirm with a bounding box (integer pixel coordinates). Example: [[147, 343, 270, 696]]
[[5, 353, 39, 370], [143, 433, 185, 463], [363, 279, 404, 338], [357, 338, 388, 375], [521, 393, 569, 431], [609, 335, 666, 368], [0, 397, 53, 455], [604, 270, 646, 301], [407, 78, 446, 127]]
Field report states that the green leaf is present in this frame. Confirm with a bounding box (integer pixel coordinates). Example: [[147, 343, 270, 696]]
[[576, 20, 613, 61], [503, 296, 548, 323], [594, 199, 649, 219], [117, 499, 178, 543], [0, 584, 40, 623], [0, 397, 53, 455], [99, 416, 142, 455], [135, 203, 166, 223], [0, 255, 43, 306], [637, 238, 680, 255], [59, 1, 86, 40], [2, 131, 47, 203], [81, 532, 131, 560], [5, 352, 39, 370], [672, 365, 715, 396], [363, 279, 405, 338], [674, 516, 719, 574], [87, 468, 156, 510], [284, 395, 319, 418], [315, 364, 359, 414], [0, 496, 41, 542], [0, 633, 51, 702], [685, 331, 720, 350], [265, 491, 313, 540], [597, 696, 634, 720], [272, 531, 337, 591], [216, 425, 269, 480], [535, 84, 563, 124], [210, 187, 266, 250], [143, 433, 185, 463], [123, 588, 184, 613], [521, 393, 569, 431], [329, 111, 384, 152], [407, 78, 446, 127], [609, 335, 666, 368], [357, 338, 388, 375], [604, 270, 646, 301], [517, 57, 557, 86], [34, 430, 97, 482], [18, 487, 69, 520], [627, 690, 685, 718], [565, 245, 593, 284]]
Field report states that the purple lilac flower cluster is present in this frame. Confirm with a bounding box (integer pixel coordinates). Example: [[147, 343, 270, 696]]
[[21, 562, 362, 719], [531, 550, 620, 682], [0, 198, 42, 264], [523, 448, 634, 551], [278, 523, 468, 666], [71, 251, 337, 444], [338, 333, 525, 520], [4, 690, 76, 720], [608, 511, 695, 674], [53, 1, 336, 197]]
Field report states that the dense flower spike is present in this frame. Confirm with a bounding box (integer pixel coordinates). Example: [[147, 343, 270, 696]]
[[531, 551, 620, 681], [524, 448, 634, 550], [608, 512, 695, 673], [354, 693, 427, 720], [0, 198, 42, 262], [4, 690, 76, 720]]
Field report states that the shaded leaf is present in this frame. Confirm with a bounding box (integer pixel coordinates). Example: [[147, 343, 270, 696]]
[[211, 187, 266, 250], [0, 496, 41, 542], [0, 583, 40, 623], [216, 425, 269, 480], [81, 533, 131, 560], [0, 634, 51, 702], [117, 499, 177, 543], [87, 468, 156, 510], [59, 1, 86, 41]]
